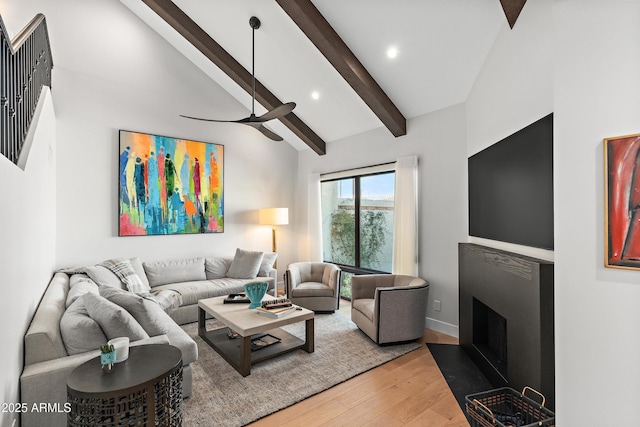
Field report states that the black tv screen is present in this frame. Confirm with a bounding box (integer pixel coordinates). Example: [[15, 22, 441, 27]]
[[468, 113, 554, 250]]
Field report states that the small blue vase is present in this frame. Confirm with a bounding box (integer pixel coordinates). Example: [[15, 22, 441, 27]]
[[244, 282, 269, 309]]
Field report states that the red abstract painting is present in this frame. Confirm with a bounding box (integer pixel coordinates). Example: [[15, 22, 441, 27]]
[[605, 133, 640, 269]]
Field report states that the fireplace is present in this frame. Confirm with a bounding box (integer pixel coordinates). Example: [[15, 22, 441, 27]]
[[459, 243, 555, 409], [473, 298, 508, 381]]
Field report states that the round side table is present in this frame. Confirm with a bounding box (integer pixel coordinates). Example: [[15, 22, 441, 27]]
[[67, 344, 183, 427]]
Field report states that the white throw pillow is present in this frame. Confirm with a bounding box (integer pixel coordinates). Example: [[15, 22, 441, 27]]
[[83, 293, 149, 341], [130, 257, 150, 288], [258, 252, 277, 276], [66, 275, 99, 308], [227, 248, 264, 279], [99, 286, 168, 336], [205, 257, 230, 279], [84, 258, 149, 289], [60, 297, 108, 355], [84, 265, 124, 289]]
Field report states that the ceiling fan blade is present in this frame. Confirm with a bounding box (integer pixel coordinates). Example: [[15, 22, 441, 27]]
[[257, 102, 296, 122], [180, 114, 235, 123], [181, 16, 295, 140], [244, 122, 283, 141]]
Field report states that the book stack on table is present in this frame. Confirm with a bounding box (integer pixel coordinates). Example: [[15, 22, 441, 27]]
[[256, 298, 297, 318]]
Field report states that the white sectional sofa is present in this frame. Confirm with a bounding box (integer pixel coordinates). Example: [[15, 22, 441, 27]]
[[20, 250, 276, 427]]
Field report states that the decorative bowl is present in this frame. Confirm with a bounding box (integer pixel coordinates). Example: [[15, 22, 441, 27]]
[[244, 282, 269, 309]]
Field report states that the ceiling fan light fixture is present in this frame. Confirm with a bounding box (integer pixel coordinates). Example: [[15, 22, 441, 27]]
[[180, 15, 296, 142]]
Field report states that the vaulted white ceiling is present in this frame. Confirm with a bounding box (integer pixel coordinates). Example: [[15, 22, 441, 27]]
[[121, 0, 507, 152]]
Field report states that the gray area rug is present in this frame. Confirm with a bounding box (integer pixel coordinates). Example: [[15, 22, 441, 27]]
[[181, 313, 421, 427]]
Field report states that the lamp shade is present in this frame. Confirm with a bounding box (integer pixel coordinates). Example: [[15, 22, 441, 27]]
[[259, 208, 289, 225]]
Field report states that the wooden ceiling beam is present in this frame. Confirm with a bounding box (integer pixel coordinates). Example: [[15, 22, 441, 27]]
[[141, 0, 326, 155], [276, 0, 406, 138], [499, 0, 527, 29]]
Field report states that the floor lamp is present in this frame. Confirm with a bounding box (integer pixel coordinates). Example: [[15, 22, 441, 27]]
[[259, 208, 289, 294]]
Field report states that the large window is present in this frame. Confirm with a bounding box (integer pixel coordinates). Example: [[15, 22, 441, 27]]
[[321, 168, 395, 297]]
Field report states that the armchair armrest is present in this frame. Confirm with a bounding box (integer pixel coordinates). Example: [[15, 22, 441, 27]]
[[285, 264, 301, 295], [323, 264, 341, 291], [375, 283, 429, 343]]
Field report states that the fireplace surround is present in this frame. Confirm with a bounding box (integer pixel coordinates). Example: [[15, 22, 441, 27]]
[[459, 243, 555, 409]]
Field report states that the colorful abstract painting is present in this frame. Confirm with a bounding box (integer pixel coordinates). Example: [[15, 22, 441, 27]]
[[119, 130, 224, 236], [605, 133, 640, 269]]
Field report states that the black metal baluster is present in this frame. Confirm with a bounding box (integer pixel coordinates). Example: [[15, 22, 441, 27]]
[[0, 14, 53, 165], [1, 40, 7, 159]]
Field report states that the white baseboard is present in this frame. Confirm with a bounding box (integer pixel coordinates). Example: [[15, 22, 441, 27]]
[[425, 317, 459, 339]]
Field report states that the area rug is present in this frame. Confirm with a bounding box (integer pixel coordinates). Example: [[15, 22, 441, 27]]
[[180, 313, 421, 427], [426, 343, 493, 422]]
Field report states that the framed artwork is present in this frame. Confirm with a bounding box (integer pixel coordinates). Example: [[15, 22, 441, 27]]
[[119, 130, 224, 236], [604, 133, 640, 269]]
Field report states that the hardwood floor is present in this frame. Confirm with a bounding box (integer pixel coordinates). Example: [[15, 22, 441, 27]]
[[249, 300, 468, 427]]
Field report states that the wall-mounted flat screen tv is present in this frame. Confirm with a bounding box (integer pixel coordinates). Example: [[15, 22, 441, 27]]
[[468, 113, 553, 250]]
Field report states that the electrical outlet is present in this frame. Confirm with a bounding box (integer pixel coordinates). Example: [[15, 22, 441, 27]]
[[434, 300, 441, 311]]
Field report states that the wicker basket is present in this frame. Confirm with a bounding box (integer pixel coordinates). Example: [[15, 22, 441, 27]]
[[465, 386, 555, 427]]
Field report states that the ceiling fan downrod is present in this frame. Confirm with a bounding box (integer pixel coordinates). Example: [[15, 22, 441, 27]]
[[249, 16, 260, 117], [179, 15, 295, 142]]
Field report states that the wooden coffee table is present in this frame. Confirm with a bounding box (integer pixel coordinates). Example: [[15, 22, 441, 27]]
[[198, 295, 314, 377]]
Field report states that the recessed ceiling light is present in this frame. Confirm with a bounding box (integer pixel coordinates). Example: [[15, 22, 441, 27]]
[[386, 46, 398, 59], [311, 91, 320, 100]]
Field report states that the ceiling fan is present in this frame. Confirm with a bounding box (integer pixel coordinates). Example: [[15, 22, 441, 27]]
[[181, 16, 296, 141]]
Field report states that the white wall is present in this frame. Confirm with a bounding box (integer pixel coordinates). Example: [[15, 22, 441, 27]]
[[0, 1, 297, 423], [0, 0, 299, 275], [0, 88, 56, 427], [465, 0, 554, 257], [466, 0, 553, 158], [45, 0, 298, 271], [296, 104, 468, 335], [468, 0, 640, 423], [554, 1, 640, 424]]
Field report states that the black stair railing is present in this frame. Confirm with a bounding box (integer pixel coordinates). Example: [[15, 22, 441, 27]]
[[0, 13, 53, 166]]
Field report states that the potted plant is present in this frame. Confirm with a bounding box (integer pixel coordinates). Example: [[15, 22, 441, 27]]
[[100, 344, 116, 372]]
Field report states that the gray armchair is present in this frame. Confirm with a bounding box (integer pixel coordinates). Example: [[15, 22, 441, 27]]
[[285, 262, 341, 312], [351, 274, 429, 344]]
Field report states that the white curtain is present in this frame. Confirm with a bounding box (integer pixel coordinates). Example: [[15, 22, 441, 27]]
[[392, 156, 419, 276], [307, 173, 323, 261]]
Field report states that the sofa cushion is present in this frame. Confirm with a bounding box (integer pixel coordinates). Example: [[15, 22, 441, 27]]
[[60, 296, 109, 355], [130, 257, 150, 288], [352, 298, 375, 322], [84, 257, 149, 290], [66, 274, 99, 308], [259, 252, 277, 276], [100, 258, 151, 294], [83, 293, 149, 341], [205, 257, 230, 279], [161, 318, 198, 366], [84, 265, 125, 289], [95, 288, 197, 366], [153, 279, 254, 306], [98, 286, 169, 336], [290, 282, 335, 298], [143, 257, 206, 287], [227, 248, 264, 279]]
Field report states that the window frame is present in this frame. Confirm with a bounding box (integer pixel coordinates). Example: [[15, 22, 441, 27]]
[[320, 168, 395, 276]]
